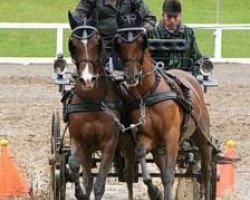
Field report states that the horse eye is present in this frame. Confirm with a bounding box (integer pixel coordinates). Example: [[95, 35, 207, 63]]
[[115, 37, 122, 49], [117, 37, 123, 44], [137, 36, 144, 43]]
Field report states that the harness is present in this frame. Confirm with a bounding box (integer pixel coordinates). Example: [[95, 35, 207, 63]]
[[67, 101, 121, 114], [125, 69, 192, 132], [62, 76, 122, 123]]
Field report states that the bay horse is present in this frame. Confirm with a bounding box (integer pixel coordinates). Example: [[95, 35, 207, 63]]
[[67, 12, 136, 200], [114, 13, 213, 200]]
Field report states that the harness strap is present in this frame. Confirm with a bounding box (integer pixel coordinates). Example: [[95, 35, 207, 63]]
[[158, 69, 192, 132], [127, 91, 189, 111], [160, 70, 220, 152], [67, 101, 121, 115]]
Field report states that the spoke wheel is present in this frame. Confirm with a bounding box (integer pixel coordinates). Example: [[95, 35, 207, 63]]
[[50, 111, 66, 200], [210, 157, 217, 200]]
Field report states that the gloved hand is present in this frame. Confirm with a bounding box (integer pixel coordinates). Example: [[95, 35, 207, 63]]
[[191, 65, 200, 77]]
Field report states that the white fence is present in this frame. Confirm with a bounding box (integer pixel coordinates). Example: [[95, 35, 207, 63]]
[[0, 22, 250, 64]]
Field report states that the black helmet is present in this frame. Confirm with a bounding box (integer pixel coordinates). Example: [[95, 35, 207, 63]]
[[162, 0, 182, 13]]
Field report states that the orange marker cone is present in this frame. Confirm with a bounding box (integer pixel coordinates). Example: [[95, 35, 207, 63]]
[[216, 140, 236, 199], [0, 139, 30, 198]]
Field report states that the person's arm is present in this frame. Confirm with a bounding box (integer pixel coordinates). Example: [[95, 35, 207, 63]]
[[188, 28, 214, 75], [189, 29, 203, 66], [134, 0, 156, 34], [73, 0, 96, 21]]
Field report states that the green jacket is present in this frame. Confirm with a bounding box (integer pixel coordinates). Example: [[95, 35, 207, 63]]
[[153, 22, 202, 69], [73, 0, 156, 38]]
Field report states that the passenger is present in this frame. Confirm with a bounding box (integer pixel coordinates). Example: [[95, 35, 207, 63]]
[[153, 0, 213, 76], [71, 0, 156, 71]]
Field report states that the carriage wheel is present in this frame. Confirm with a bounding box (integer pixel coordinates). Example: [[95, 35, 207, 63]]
[[189, 156, 219, 200], [50, 111, 66, 200], [187, 154, 218, 200], [191, 160, 203, 200], [59, 154, 67, 200], [175, 161, 203, 200]]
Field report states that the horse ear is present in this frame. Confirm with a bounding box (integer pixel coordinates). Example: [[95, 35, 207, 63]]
[[68, 11, 79, 30], [116, 11, 124, 28], [87, 10, 98, 27]]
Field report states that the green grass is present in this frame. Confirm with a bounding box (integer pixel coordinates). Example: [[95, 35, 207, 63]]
[[0, 0, 250, 57]]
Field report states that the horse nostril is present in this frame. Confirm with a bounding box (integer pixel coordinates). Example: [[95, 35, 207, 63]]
[[131, 78, 137, 84], [79, 77, 84, 83], [125, 76, 136, 84], [91, 77, 97, 83]]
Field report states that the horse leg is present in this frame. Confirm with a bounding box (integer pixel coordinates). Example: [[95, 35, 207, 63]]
[[120, 134, 136, 200], [162, 129, 180, 200], [79, 149, 93, 200], [193, 130, 212, 200], [94, 142, 116, 200], [151, 148, 166, 183], [136, 144, 163, 200], [67, 142, 86, 199]]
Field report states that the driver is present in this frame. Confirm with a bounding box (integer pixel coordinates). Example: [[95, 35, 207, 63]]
[[153, 0, 213, 75]]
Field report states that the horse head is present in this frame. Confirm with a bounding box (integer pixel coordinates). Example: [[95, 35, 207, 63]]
[[115, 12, 148, 87], [68, 11, 102, 91]]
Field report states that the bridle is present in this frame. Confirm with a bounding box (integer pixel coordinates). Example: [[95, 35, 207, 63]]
[[115, 27, 154, 82], [70, 25, 103, 82]]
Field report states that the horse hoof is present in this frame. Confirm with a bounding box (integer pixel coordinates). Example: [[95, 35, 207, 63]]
[[143, 178, 153, 186], [68, 156, 80, 172], [147, 185, 163, 200], [66, 167, 79, 182], [67, 156, 80, 182], [75, 189, 89, 200]]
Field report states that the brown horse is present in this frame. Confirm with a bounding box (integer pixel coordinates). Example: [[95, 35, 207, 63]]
[[114, 14, 213, 200], [67, 12, 136, 200]]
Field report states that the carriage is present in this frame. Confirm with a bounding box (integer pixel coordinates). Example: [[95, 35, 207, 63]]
[[48, 42, 221, 200], [48, 14, 225, 200]]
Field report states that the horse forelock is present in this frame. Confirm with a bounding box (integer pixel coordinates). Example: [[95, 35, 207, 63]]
[[127, 31, 134, 42]]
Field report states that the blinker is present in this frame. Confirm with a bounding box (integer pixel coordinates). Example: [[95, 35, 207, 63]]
[[116, 27, 146, 42], [71, 25, 98, 40]]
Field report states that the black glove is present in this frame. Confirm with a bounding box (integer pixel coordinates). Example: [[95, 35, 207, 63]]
[[191, 65, 200, 77]]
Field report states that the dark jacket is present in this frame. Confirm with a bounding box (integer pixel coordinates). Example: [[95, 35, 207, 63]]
[[153, 22, 202, 69], [73, 0, 156, 38]]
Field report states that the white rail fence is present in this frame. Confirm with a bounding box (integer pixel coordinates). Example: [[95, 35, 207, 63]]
[[0, 22, 250, 64]]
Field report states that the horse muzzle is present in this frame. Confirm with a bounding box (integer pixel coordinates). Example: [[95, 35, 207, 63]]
[[124, 68, 142, 87], [124, 74, 139, 87], [78, 76, 96, 91]]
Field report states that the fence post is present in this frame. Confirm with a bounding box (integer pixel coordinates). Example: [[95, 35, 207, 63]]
[[214, 28, 222, 59], [56, 27, 64, 55]]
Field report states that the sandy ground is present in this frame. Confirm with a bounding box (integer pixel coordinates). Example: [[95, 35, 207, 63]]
[[0, 63, 249, 200]]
